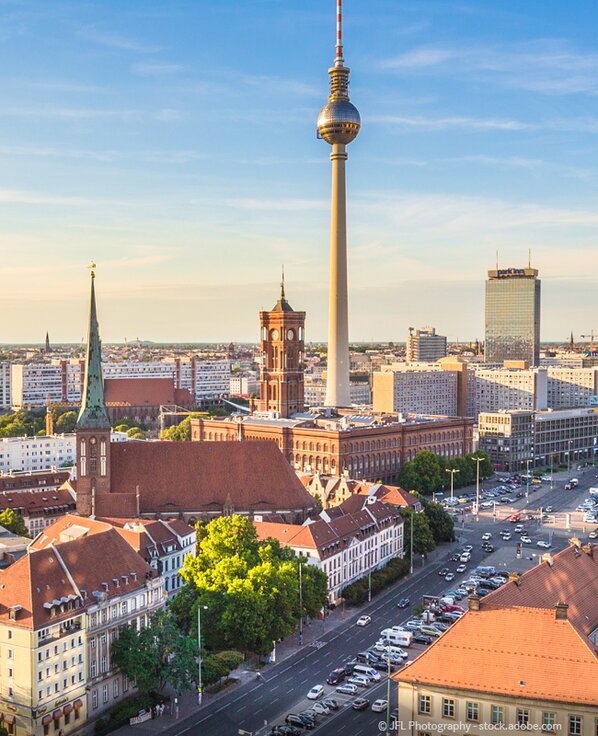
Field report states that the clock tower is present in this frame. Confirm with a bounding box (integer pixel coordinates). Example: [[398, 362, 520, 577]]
[[258, 277, 306, 418]]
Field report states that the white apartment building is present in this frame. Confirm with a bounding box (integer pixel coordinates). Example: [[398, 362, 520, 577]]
[[406, 326, 447, 363], [0, 435, 76, 474], [474, 367, 548, 414], [254, 496, 404, 603], [0, 363, 11, 408], [9, 358, 231, 408], [0, 516, 165, 736], [373, 366, 458, 416], [546, 367, 598, 408]]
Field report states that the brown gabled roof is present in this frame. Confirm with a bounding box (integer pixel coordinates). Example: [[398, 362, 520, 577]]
[[0, 526, 155, 629], [108, 441, 315, 515], [0, 470, 70, 493], [0, 487, 75, 517]]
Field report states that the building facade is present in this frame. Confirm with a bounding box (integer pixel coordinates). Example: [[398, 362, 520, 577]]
[[0, 518, 165, 736], [406, 327, 447, 363], [479, 407, 598, 471], [485, 267, 541, 366], [254, 495, 404, 603], [0, 362, 10, 408], [192, 412, 474, 484], [546, 367, 598, 409], [0, 435, 76, 474], [394, 542, 598, 736], [373, 367, 458, 416], [304, 377, 371, 408], [474, 367, 548, 414]]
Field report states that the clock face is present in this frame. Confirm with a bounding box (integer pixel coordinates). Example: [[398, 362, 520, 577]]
[[286, 329, 295, 340], [270, 329, 279, 340]]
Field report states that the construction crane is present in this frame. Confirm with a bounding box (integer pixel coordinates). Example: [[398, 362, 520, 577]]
[[580, 331, 597, 356]]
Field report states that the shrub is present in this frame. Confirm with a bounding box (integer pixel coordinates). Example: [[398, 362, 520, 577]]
[[341, 557, 410, 606], [93, 693, 159, 736]]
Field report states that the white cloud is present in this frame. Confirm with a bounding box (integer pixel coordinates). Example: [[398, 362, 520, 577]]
[[132, 62, 183, 76], [367, 114, 532, 131], [78, 26, 161, 53]]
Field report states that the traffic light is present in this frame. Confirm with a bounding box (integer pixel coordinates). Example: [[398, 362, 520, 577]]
[[516, 542, 522, 559]]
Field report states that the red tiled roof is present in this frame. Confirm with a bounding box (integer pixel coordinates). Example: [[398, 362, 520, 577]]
[[395, 544, 598, 705], [104, 377, 191, 407], [108, 441, 315, 515], [0, 471, 70, 493], [0, 525, 155, 629], [0, 488, 75, 517]]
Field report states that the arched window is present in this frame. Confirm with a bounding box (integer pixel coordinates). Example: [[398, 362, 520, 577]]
[[80, 439, 87, 477], [100, 438, 107, 476]]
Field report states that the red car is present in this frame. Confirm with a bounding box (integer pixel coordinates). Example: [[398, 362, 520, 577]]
[[352, 698, 370, 711], [441, 604, 465, 614]]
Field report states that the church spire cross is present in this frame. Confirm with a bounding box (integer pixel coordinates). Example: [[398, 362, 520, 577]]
[[76, 266, 110, 430]]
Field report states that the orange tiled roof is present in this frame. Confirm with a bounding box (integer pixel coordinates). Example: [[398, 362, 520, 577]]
[[395, 606, 598, 705]]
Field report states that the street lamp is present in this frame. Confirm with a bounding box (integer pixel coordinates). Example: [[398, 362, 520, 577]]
[[472, 456, 484, 520], [298, 561, 303, 645], [197, 604, 208, 705], [446, 468, 460, 503], [525, 459, 531, 504]]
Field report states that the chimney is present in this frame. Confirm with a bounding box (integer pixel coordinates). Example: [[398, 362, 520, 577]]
[[581, 544, 594, 557], [468, 593, 480, 612], [555, 601, 568, 620], [508, 571, 521, 586], [569, 536, 581, 548], [541, 553, 553, 566]]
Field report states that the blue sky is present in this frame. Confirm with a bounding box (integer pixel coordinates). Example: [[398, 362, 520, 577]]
[[1, 0, 597, 343]]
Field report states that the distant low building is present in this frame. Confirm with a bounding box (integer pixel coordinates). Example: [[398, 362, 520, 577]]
[[298, 472, 421, 512], [0, 486, 76, 536]]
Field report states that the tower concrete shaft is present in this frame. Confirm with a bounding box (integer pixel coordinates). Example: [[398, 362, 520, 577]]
[[317, 0, 360, 408], [325, 143, 350, 407]]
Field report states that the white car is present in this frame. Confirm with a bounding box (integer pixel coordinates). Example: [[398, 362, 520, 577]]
[[372, 699, 388, 713], [336, 683, 358, 695], [445, 572, 455, 582], [307, 685, 324, 700], [501, 532, 512, 540], [520, 535, 532, 544], [463, 545, 473, 552], [536, 540, 551, 549], [456, 564, 467, 573], [347, 675, 369, 688], [356, 615, 371, 627], [481, 533, 492, 541], [311, 701, 331, 715]]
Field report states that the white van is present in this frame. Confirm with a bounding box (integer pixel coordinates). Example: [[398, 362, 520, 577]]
[[589, 487, 598, 497], [380, 628, 413, 647], [352, 664, 381, 682]]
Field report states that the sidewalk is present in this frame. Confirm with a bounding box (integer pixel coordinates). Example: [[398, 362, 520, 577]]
[[113, 543, 456, 736]]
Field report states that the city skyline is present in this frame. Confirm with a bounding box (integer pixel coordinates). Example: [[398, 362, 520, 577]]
[[1, 0, 598, 342]]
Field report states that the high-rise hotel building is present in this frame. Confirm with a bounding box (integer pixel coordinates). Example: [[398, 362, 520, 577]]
[[485, 267, 541, 366]]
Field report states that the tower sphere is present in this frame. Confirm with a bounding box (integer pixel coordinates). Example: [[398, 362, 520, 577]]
[[317, 99, 361, 145]]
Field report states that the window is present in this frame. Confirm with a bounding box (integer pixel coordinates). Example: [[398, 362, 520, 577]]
[[543, 713, 556, 731], [102, 684, 109, 704], [101, 655, 107, 673], [123, 675, 129, 692], [121, 601, 127, 616], [569, 716, 582, 736], [442, 699, 455, 718], [418, 695, 431, 715], [7, 649, 12, 659], [92, 690, 98, 709], [518, 709, 530, 728], [491, 706, 504, 725], [466, 703, 479, 722], [90, 661, 97, 678], [113, 679, 119, 698], [90, 636, 96, 649]]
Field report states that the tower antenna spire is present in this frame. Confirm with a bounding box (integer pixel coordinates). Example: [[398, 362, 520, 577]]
[[528, 248, 531, 268], [280, 265, 285, 299], [335, 0, 344, 67]]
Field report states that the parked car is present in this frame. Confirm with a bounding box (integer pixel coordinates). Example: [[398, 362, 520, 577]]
[[356, 615, 371, 627], [352, 698, 370, 711], [286, 714, 314, 730], [589, 530, 598, 539], [307, 685, 324, 700], [322, 698, 339, 711], [336, 683, 358, 696], [326, 668, 346, 685], [397, 597, 410, 608], [402, 620, 422, 631], [272, 725, 302, 736], [413, 633, 433, 645], [347, 675, 370, 688], [371, 699, 389, 713], [311, 701, 330, 716]]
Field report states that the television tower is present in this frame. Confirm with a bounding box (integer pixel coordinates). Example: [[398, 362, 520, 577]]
[[317, 0, 361, 408]]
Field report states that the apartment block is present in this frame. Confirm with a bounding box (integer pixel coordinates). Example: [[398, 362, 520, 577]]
[[406, 326, 447, 363], [373, 366, 458, 416], [0, 363, 10, 409], [474, 367, 548, 414], [546, 367, 598, 409]]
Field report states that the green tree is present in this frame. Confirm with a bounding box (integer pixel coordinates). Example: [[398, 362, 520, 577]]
[[0, 410, 45, 438], [180, 516, 327, 655], [111, 610, 197, 695], [400, 508, 436, 555], [0, 509, 28, 537], [160, 416, 193, 441], [421, 498, 455, 543], [54, 410, 77, 434], [397, 450, 446, 495]]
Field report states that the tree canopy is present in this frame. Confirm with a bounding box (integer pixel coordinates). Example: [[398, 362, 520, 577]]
[[0, 509, 28, 537], [180, 516, 328, 655], [0, 410, 45, 438], [110, 609, 197, 696], [400, 508, 436, 555], [54, 410, 77, 434], [398, 449, 494, 495]]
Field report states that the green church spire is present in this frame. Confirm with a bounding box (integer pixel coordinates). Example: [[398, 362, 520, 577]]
[[77, 266, 110, 430]]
